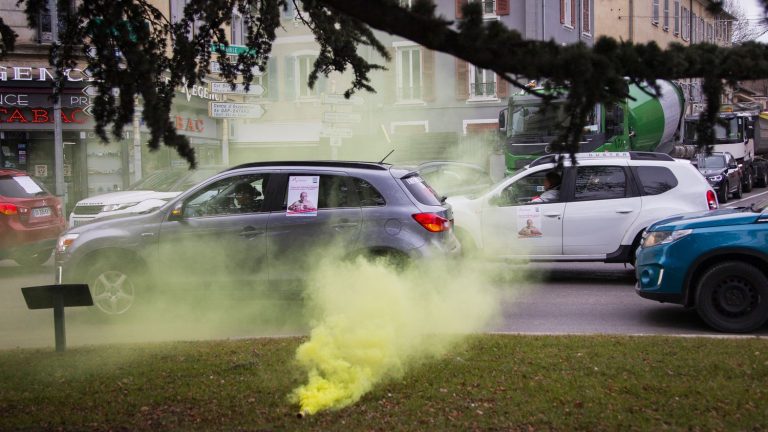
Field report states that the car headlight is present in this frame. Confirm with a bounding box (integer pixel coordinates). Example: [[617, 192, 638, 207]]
[[102, 202, 139, 212], [707, 175, 723, 182], [56, 233, 79, 253], [641, 229, 693, 248]]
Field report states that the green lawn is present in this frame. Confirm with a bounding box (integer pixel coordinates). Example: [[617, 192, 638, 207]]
[[1, 334, 767, 431]]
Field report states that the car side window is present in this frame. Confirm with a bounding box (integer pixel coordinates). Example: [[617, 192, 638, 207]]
[[352, 177, 385, 207], [574, 166, 627, 201], [635, 166, 678, 195], [183, 174, 267, 217], [280, 174, 352, 210], [497, 171, 549, 206]]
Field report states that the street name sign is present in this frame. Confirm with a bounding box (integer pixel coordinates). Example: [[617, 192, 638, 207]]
[[210, 43, 254, 56], [210, 82, 264, 96], [322, 112, 362, 124], [209, 102, 265, 119]]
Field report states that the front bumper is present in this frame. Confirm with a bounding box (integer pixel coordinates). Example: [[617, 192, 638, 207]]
[[634, 238, 694, 305]]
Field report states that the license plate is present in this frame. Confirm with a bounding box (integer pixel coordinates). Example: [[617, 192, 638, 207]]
[[32, 207, 52, 217]]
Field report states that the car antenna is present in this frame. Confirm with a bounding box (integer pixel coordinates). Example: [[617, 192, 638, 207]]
[[379, 149, 395, 164]]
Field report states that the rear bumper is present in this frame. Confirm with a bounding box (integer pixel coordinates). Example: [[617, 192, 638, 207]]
[[0, 237, 57, 259], [0, 220, 65, 258]]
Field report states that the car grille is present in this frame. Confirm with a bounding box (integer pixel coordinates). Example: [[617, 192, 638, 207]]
[[73, 205, 103, 215]]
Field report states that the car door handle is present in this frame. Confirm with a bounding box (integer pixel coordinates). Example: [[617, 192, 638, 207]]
[[615, 209, 634, 214], [239, 226, 264, 238], [543, 212, 561, 218]]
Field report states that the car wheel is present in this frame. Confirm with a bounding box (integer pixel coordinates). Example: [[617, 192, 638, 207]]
[[758, 170, 768, 188], [718, 182, 728, 204], [13, 249, 52, 267], [744, 170, 753, 193], [87, 259, 141, 315], [734, 179, 743, 199], [695, 261, 768, 333]]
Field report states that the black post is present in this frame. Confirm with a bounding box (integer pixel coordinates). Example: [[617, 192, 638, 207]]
[[53, 291, 66, 352]]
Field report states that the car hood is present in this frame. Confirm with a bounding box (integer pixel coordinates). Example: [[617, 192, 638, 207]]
[[75, 190, 181, 206], [649, 209, 761, 231], [698, 168, 727, 177]]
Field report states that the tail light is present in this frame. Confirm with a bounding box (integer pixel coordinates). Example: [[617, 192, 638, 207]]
[[0, 203, 19, 216], [706, 190, 718, 210], [412, 213, 451, 233]]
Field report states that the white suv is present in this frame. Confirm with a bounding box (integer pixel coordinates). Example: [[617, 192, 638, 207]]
[[448, 152, 717, 264]]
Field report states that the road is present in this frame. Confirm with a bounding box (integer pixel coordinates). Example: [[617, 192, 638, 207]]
[[2, 189, 766, 350]]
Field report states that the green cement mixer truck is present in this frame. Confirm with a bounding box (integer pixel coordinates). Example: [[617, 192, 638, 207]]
[[499, 80, 688, 173]]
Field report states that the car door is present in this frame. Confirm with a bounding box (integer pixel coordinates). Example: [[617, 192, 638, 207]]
[[480, 168, 564, 258], [157, 172, 272, 286], [266, 172, 362, 281], [562, 164, 641, 257]]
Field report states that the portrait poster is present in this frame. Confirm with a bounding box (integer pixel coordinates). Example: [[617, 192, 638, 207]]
[[287, 175, 319, 216], [517, 205, 543, 238]]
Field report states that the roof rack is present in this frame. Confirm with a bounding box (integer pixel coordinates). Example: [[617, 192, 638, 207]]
[[529, 151, 673, 167], [226, 161, 390, 171], [628, 151, 674, 161]]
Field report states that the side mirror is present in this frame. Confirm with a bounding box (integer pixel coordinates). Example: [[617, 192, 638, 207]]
[[747, 125, 754, 140], [167, 202, 184, 221], [729, 161, 738, 169], [498, 108, 507, 132]]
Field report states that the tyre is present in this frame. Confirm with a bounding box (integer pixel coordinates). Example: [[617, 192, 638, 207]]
[[758, 169, 768, 188], [733, 179, 743, 199], [13, 248, 52, 267], [743, 170, 753, 193], [718, 182, 728, 204], [86, 258, 142, 315], [695, 261, 768, 333]]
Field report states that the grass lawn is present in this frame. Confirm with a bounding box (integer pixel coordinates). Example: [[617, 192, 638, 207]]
[[1, 334, 767, 431]]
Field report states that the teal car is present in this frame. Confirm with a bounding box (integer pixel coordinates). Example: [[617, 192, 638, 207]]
[[635, 198, 768, 333]]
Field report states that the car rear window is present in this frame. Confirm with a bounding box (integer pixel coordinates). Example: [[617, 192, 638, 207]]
[[635, 166, 678, 195], [0, 175, 50, 198], [401, 174, 443, 206]]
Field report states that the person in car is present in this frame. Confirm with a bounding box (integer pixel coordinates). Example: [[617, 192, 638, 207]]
[[232, 182, 262, 213], [531, 171, 561, 203]]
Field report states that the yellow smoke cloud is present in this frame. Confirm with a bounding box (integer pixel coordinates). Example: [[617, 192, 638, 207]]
[[290, 256, 501, 415]]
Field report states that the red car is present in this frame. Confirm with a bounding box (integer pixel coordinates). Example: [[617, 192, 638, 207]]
[[0, 169, 66, 266]]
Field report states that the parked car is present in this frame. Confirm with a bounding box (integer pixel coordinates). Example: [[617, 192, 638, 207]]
[[447, 152, 717, 264], [55, 161, 460, 315], [635, 197, 768, 333], [693, 152, 742, 204], [69, 166, 224, 227], [0, 169, 67, 266], [415, 161, 494, 198]]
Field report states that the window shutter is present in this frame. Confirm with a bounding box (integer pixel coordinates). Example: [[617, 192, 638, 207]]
[[422, 49, 435, 102], [496, 0, 510, 16], [496, 75, 508, 99], [285, 56, 296, 101], [267, 58, 279, 100], [560, 0, 565, 24], [456, 0, 465, 18], [582, 0, 590, 33], [456, 59, 469, 100], [571, 0, 576, 27]]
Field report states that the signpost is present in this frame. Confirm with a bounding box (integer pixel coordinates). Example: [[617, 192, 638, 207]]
[[210, 82, 264, 96], [208, 102, 265, 119]]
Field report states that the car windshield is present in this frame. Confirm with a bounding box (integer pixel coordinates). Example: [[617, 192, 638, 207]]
[[0, 175, 51, 198], [508, 102, 567, 139], [128, 170, 186, 192], [697, 155, 726, 169]]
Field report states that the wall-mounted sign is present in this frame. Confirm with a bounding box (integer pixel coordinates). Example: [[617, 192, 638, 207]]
[[322, 94, 364, 106], [210, 44, 254, 56], [174, 116, 205, 133], [0, 66, 94, 82], [322, 112, 362, 124], [210, 82, 264, 96], [320, 125, 353, 138], [34, 164, 48, 177], [0, 107, 87, 124], [209, 102, 265, 119]]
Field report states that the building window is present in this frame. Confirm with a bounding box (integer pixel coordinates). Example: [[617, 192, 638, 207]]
[[231, 11, 244, 46], [663, 0, 669, 30], [652, 0, 659, 25], [281, 1, 297, 19], [673, 1, 680, 34], [399, 0, 412, 7], [707, 22, 714, 42], [474, 0, 496, 15], [397, 46, 422, 101], [391, 121, 428, 135], [469, 66, 496, 99], [682, 7, 689, 40], [561, 0, 574, 28], [582, 0, 591, 35], [38, 0, 75, 43], [691, 13, 697, 42], [296, 55, 318, 98]]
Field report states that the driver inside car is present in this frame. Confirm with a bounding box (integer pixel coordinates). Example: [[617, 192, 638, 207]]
[[231, 182, 262, 213]]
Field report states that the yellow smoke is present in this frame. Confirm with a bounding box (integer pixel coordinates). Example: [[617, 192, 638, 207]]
[[290, 256, 501, 415]]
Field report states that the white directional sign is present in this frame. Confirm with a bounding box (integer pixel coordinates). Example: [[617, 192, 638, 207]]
[[322, 94, 364, 106], [210, 61, 262, 76], [210, 82, 264, 96], [82, 85, 99, 97], [209, 102, 265, 119], [322, 112, 362, 124], [320, 125, 353, 138]]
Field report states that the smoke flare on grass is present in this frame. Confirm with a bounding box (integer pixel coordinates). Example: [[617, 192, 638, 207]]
[[290, 256, 502, 415]]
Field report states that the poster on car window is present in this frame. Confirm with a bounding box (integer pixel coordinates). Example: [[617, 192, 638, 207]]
[[287, 176, 319, 216], [517, 206, 543, 238]]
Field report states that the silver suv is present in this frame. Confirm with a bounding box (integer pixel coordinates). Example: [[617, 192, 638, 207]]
[[55, 161, 460, 315]]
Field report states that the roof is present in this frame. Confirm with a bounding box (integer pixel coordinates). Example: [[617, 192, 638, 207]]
[[529, 151, 674, 167], [226, 161, 391, 172]]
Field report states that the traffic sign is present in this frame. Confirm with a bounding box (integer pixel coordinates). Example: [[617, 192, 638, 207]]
[[210, 61, 263, 76], [209, 102, 265, 119], [82, 85, 99, 97], [82, 105, 95, 116], [322, 94, 364, 106], [320, 125, 353, 138], [210, 82, 264, 96], [323, 112, 362, 123], [210, 43, 254, 55]]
